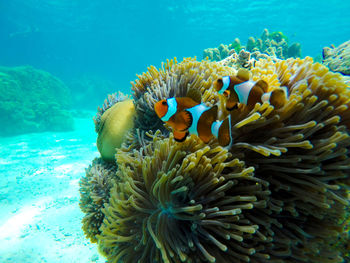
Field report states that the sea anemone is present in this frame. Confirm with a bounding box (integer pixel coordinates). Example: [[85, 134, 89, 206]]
[[130, 58, 236, 144], [227, 57, 350, 261], [98, 134, 272, 262], [79, 158, 117, 243], [82, 56, 350, 262]]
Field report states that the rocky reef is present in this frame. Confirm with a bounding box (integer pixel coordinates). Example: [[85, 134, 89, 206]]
[[80, 56, 350, 262], [203, 29, 302, 62], [323, 40, 350, 76], [0, 65, 74, 136]]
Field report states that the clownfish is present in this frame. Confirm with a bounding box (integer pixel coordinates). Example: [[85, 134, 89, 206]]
[[213, 69, 268, 110], [154, 97, 232, 147], [261, 86, 288, 109], [213, 69, 287, 110]]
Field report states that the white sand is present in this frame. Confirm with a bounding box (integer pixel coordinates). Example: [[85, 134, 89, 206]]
[[0, 117, 105, 263]]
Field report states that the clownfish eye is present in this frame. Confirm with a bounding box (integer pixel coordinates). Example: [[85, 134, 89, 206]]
[[162, 101, 167, 106], [218, 79, 223, 83]]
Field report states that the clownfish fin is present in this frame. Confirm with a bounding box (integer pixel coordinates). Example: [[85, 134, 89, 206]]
[[226, 95, 238, 111], [223, 89, 230, 97], [255, 80, 268, 93], [280, 86, 289, 98], [173, 130, 189, 142], [213, 78, 224, 93], [237, 68, 250, 82], [269, 88, 287, 109], [197, 105, 218, 143], [175, 110, 193, 131], [186, 88, 202, 104], [261, 92, 272, 104], [218, 115, 232, 148]]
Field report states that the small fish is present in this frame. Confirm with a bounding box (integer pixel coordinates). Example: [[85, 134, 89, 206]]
[[261, 86, 288, 109], [214, 69, 268, 110], [154, 97, 232, 147]]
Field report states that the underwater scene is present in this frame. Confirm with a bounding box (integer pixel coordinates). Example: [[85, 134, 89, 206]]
[[1, 0, 350, 262]]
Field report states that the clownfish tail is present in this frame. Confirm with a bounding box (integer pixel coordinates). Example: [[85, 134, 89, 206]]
[[213, 115, 233, 148]]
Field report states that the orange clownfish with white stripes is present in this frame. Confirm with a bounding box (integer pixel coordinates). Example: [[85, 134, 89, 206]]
[[154, 97, 232, 147], [214, 69, 287, 110]]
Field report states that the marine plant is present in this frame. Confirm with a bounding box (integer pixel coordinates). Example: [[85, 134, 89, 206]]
[[79, 158, 117, 243], [82, 56, 350, 262]]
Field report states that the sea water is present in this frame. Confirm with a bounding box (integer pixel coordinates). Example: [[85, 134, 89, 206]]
[[0, 0, 350, 262]]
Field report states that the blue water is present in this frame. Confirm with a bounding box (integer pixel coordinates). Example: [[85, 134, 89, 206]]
[[0, 1, 349, 262], [0, 0, 349, 90], [0, 116, 104, 262]]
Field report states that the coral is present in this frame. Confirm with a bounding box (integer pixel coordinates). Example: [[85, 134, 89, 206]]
[[216, 49, 275, 70], [131, 58, 236, 145], [323, 40, 350, 75], [82, 57, 350, 262], [96, 99, 135, 162], [98, 134, 272, 262], [93, 91, 130, 133], [203, 29, 302, 62], [79, 158, 117, 243], [0, 65, 74, 136]]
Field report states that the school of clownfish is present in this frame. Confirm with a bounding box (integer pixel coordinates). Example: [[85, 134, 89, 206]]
[[154, 69, 288, 148]]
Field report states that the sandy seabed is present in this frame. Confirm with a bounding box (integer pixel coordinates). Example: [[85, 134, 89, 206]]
[[0, 116, 105, 263]]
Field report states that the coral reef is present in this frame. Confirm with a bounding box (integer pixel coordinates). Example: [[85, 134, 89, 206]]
[[96, 99, 135, 162], [216, 49, 275, 70], [0, 65, 74, 136], [203, 29, 302, 62], [323, 40, 350, 75], [79, 158, 117, 243], [81, 56, 350, 262]]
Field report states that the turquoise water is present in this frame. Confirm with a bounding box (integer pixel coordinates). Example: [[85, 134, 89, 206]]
[[0, 0, 350, 262], [0, 116, 104, 262], [1, 0, 349, 89]]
